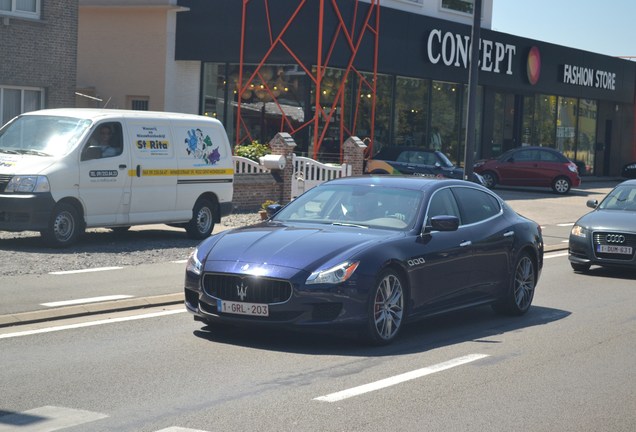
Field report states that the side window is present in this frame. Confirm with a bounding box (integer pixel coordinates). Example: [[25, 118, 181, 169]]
[[540, 150, 559, 162], [452, 187, 501, 225], [427, 188, 461, 223], [82, 122, 124, 160]]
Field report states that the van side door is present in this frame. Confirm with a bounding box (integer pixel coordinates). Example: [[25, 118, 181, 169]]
[[79, 121, 132, 226], [127, 122, 178, 223]]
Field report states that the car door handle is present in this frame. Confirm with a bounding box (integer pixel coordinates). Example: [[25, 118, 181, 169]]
[[503, 231, 515, 237], [460, 241, 472, 247], [119, 164, 127, 169]]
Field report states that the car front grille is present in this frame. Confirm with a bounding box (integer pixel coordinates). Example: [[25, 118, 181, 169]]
[[202, 273, 293, 304], [593, 232, 636, 260]]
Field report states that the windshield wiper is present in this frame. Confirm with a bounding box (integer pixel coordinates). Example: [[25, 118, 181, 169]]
[[331, 222, 368, 229], [0, 148, 20, 154], [15, 149, 51, 157]]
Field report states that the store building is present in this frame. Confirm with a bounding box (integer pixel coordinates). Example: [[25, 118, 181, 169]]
[[170, 0, 636, 177], [0, 1, 78, 125]]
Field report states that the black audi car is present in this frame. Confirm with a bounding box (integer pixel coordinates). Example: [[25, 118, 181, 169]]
[[569, 179, 636, 272], [185, 176, 543, 345]]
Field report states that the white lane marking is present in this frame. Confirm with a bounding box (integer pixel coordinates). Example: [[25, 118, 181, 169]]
[[0, 309, 185, 340], [172, 259, 188, 264], [0, 405, 108, 432], [49, 266, 123, 275], [314, 353, 489, 403], [156, 428, 210, 432], [545, 251, 568, 259], [556, 223, 575, 226], [41, 295, 134, 307]]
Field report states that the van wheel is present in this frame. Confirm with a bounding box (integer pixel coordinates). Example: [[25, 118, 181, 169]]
[[186, 198, 215, 239], [41, 202, 84, 248]]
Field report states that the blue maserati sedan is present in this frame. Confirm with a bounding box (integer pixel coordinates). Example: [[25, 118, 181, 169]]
[[184, 176, 543, 345]]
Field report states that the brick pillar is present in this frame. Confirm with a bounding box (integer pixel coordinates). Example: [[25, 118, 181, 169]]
[[342, 136, 367, 176], [268, 132, 297, 204]]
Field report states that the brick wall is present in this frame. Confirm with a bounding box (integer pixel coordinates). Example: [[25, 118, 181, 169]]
[[231, 133, 366, 213], [0, 1, 78, 108]]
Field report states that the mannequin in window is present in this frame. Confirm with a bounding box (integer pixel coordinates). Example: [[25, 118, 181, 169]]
[[430, 127, 442, 151]]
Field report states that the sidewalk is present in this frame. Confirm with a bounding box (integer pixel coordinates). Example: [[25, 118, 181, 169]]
[[0, 178, 622, 329]]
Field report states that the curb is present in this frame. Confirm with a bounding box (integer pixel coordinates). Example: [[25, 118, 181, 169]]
[[0, 293, 183, 328]]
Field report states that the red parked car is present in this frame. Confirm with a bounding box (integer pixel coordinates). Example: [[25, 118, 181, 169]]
[[474, 146, 581, 194]]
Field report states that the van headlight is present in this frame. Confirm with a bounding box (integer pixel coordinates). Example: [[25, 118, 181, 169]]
[[5, 175, 50, 193]]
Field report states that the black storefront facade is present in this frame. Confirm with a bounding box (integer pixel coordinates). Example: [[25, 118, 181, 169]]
[[175, 0, 636, 177]]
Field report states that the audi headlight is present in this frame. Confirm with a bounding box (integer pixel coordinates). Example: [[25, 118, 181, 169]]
[[306, 261, 359, 285], [186, 248, 203, 276], [571, 225, 587, 238], [5, 175, 50, 193]]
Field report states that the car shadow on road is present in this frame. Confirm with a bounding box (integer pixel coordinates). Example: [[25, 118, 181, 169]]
[[0, 228, 200, 255], [191, 305, 571, 356], [574, 267, 636, 280]]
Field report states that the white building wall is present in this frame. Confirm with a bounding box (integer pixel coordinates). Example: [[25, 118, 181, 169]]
[[360, 0, 493, 28]]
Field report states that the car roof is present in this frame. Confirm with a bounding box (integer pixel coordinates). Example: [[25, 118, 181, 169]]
[[321, 175, 475, 192], [374, 146, 437, 157]]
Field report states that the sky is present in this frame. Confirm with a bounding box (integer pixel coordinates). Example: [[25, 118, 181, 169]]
[[491, 0, 636, 59]]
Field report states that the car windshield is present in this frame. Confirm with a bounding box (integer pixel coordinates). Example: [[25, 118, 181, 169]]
[[272, 183, 422, 230], [435, 151, 454, 168], [598, 184, 636, 211], [0, 115, 92, 157]]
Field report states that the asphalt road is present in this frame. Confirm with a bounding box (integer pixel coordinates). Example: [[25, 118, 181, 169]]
[[1, 252, 634, 432], [0, 179, 621, 326]]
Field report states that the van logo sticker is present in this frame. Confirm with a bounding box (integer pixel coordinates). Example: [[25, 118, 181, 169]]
[[185, 128, 221, 165], [135, 127, 171, 156], [89, 170, 118, 178]]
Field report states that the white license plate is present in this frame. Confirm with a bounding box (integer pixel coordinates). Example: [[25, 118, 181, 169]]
[[217, 300, 269, 317], [597, 245, 633, 254]]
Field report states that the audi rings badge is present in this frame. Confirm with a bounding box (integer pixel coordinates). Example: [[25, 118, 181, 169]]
[[606, 234, 626, 244]]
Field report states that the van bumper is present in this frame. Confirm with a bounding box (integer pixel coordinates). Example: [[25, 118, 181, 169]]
[[0, 193, 55, 232]]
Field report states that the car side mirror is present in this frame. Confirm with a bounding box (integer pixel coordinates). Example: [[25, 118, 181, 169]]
[[586, 199, 598, 209], [266, 204, 283, 217], [428, 215, 459, 232]]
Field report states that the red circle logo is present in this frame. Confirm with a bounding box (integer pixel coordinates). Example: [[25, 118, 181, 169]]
[[527, 46, 541, 85]]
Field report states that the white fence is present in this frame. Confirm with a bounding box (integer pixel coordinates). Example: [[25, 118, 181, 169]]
[[232, 154, 352, 199], [233, 155, 270, 174], [291, 154, 351, 198]]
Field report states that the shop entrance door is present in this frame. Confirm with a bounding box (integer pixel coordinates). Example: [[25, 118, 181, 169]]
[[492, 92, 523, 156]]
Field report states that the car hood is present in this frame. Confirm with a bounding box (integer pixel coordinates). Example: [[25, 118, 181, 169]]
[[0, 153, 57, 175], [577, 210, 636, 233], [202, 222, 399, 271]]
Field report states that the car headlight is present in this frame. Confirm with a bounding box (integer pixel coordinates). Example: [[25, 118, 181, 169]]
[[570, 225, 587, 238], [186, 248, 203, 276], [5, 175, 50, 193], [567, 164, 578, 173], [306, 261, 360, 285]]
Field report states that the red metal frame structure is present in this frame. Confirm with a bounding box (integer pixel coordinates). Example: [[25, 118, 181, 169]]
[[236, 0, 380, 160]]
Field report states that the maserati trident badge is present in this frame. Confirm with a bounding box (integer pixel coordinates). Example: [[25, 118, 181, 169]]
[[237, 282, 248, 301]]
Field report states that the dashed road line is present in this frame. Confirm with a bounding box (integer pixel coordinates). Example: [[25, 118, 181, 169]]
[[41, 295, 134, 307], [314, 353, 489, 402]]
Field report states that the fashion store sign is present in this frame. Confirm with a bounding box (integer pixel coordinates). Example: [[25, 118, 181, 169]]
[[425, 29, 516, 75], [562, 64, 616, 90]]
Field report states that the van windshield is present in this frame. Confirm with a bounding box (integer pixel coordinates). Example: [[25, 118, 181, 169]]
[[0, 115, 92, 157]]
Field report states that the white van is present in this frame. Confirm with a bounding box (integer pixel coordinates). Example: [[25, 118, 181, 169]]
[[0, 108, 233, 247]]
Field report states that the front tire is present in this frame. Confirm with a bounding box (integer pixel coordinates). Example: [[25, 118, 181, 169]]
[[364, 269, 406, 345], [481, 171, 497, 189], [41, 202, 84, 248], [552, 176, 571, 194], [185, 198, 215, 239], [493, 252, 536, 315]]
